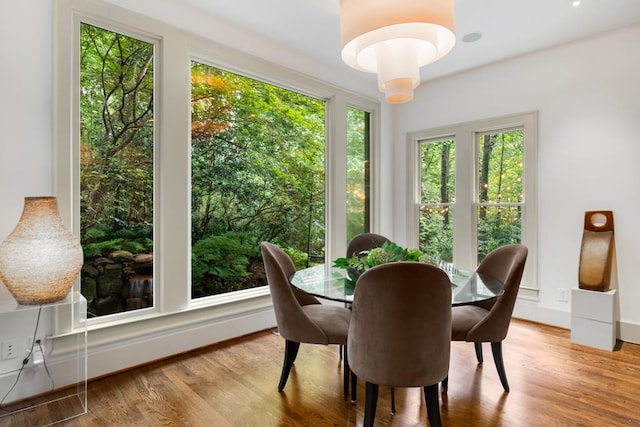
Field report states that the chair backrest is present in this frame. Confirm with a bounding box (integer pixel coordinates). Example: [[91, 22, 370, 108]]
[[466, 244, 528, 342], [260, 242, 327, 343], [346, 233, 391, 258], [348, 262, 451, 387]]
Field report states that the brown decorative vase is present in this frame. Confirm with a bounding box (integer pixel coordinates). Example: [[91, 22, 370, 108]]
[[578, 211, 614, 292], [0, 197, 83, 305]]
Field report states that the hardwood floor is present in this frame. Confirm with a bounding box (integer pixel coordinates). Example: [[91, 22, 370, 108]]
[[54, 319, 640, 426]]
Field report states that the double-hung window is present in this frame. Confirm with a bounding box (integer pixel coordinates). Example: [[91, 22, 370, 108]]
[[407, 112, 538, 297]]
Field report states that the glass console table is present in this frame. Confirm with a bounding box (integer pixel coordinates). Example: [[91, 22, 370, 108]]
[[0, 291, 87, 426], [290, 264, 504, 306]]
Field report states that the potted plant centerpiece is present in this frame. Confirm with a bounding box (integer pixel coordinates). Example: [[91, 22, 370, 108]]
[[333, 241, 437, 287]]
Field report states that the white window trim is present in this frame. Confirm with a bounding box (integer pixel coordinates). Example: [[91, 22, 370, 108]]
[[406, 112, 538, 299], [53, 0, 380, 341]]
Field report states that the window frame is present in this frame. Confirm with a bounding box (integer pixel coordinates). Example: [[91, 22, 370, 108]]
[[407, 112, 538, 298], [54, 0, 380, 334]]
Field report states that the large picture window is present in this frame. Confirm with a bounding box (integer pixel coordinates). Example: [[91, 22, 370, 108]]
[[408, 113, 537, 296], [79, 23, 155, 318], [190, 61, 326, 298]]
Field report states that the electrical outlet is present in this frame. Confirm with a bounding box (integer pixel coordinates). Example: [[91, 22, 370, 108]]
[[559, 288, 569, 302], [27, 335, 46, 350], [31, 346, 44, 366], [22, 336, 47, 366], [2, 339, 18, 360]]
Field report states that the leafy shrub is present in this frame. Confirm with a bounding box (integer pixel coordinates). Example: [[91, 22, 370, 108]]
[[191, 232, 253, 296], [82, 226, 153, 257], [282, 247, 309, 269]]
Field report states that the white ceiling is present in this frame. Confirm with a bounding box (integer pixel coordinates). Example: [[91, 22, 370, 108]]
[[172, 0, 640, 84]]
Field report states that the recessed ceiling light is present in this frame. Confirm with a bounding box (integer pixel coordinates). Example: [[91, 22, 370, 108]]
[[572, 1, 581, 7], [462, 32, 482, 43]]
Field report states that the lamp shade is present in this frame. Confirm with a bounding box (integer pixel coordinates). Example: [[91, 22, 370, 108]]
[[340, 0, 455, 104], [0, 197, 83, 305]]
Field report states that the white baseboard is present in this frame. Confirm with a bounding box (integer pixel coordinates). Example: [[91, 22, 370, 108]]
[[514, 298, 640, 345], [513, 299, 572, 329], [87, 307, 276, 379], [618, 319, 640, 344]]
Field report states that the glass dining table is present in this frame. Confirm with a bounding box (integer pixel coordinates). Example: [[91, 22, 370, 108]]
[[290, 263, 505, 306]]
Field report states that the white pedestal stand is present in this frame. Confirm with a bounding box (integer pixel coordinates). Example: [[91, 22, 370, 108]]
[[571, 288, 617, 351]]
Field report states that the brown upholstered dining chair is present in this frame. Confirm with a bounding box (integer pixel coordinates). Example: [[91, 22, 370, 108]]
[[260, 241, 352, 396], [343, 232, 390, 368], [348, 262, 452, 427], [346, 232, 390, 258], [446, 244, 528, 393]]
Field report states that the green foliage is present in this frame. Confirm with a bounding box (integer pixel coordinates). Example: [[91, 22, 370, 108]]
[[333, 253, 367, 270], [404, 248, 424, 262], [84, 227, 106, 241], [477, 206, 522, 261], [418, 253, 438, 264], [80, 23, 155, 262], [189, 61, 330, 297], [346, 107, 369, 242], [419, 209, 453, 263], [191, 232, 253, 297], [282, 247, 309, 270], [334, 241, 430, 277], [366, 247, 393, 267], [82, 226, 153, 258], [83, 238, 152, 258]]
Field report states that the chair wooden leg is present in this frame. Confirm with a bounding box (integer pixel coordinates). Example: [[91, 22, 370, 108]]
[[390, 387, 396, 415], [441, 376, 448, 393], [278, 340, 300, 391], [351, 371, 357, 402], [363, 382, 379, 427], [474, 342, 484, 364], [491, 341, 510, 392], [424, 384, 442, 427], [343, 344, 349, 397]]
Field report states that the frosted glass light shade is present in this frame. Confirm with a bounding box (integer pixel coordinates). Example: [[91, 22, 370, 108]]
[[0, 197, 83, 305], [340, 0, 455, 104]]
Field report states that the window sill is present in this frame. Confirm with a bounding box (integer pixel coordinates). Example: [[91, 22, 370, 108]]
[[51, 289, 274, 357]]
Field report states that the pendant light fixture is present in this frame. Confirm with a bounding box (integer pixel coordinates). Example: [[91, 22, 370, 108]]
[[340, 0, 456, 104]]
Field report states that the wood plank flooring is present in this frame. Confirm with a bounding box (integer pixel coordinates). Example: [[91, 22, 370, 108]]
[[52, 319, 640, 426]]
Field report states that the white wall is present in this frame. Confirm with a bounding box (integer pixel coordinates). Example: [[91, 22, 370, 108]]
[[0, 1, 53, 236], [0, 1, 54, 301], [393, 24, 640, 342]]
